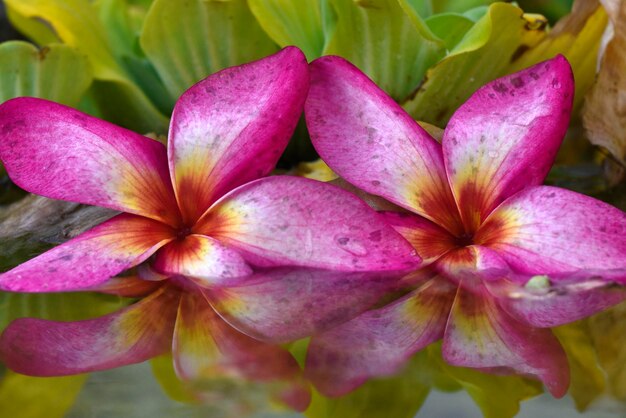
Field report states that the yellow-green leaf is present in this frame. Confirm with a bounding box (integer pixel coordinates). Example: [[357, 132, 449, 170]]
[[323, 0, 446, 101], [402, 3, 549, 126], [0, 371, 87, 418], [141, 0, 279, 100], [0, 41, 92, 106]]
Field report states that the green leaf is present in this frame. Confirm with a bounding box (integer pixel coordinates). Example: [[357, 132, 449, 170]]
[[401, 2, 549, 126], [0, 371, 87, 418], [5, 0, 168, 133], [554, 321, 606, 411], [150, 354, 197, 404], [425, 13, 475, 50], [141, 0, 279, 100], [430, 0, 500, 14], [322, 0, 445, 101], [305, 354, 431, 418], [0, 41, 92, 106], [93, 0, 154, 58], [249, 0, 328, 61]]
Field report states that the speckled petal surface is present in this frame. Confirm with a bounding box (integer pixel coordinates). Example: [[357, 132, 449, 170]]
[[168, 47, 309, 224], [477, 186, 626, 278], [172, 291, 310, 411], [199, 176, 421, 271], [442, 283, 569, 397], [0, 285, 180, 376], [306, 56, 463, 235], [207, 267, 400, 344], [0, 214, 174, 292], [153, 234, 252, 286], [305, 278, 456, 397], [442, 56, 574, 230], [0, 98, 180, 224]]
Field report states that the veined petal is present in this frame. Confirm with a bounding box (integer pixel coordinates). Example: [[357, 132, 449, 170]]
[[477, 186, 626, 278], [173, 291, 310, 411], [443, 283, 569, 397], [0, 214, 174, 292], [207, 267, 400, 344], [305, 278, 456, 397], [199, 176, 421, 271], [488, 274, 626, 328], [381, 211, 456, 265], [0, 285, 180, 376], [153, 234, 252, 286], [305, 56, 463, 235], [443, 56, 574, 230], [169, 47, 309, 224], [0, 98, 179, 224]]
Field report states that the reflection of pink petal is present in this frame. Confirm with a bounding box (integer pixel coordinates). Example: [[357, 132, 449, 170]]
[[0, 285, 180, 376], [89, 275, 164, 297], [443, 56, 574, 230], [0, 98, 179, 224], [0, 213, 173, 292], [169, 47, 309, 224]]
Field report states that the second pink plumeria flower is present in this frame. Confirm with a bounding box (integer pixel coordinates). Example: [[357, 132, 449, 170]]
[[304, 55, 626, 397], [0, 47, 420, 409]]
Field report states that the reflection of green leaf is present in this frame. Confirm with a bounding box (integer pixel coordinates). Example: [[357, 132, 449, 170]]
[[5, 0, 168, 133], [0, 41, 92, 105], [554, 321, 605, 411], [402, 3, 548, 126], [250, 0, 328, 61], [323, 0, 445, 101], [141, 0, 278, 101], [306, 353, 430, 418], [0, 371, 87, 418], [151, 354, 197, 403]]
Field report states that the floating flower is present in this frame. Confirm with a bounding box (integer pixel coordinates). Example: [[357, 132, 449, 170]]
[[304, 55, 626, 397], [0, 47, 420, 410]]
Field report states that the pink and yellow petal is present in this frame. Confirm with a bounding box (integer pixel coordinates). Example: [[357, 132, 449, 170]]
[[477, 186, 626, 278], [443, 56, 574, 230], [0, 98, 180, 224], [153, 234, 252, 286], [172, 291, 310, 411], [305, 56, 463, 235], [0, 285, 180, 376], [0, 214, 174, 292], [88, 275, 164, 297], [207, 267, 401, 344], [442, 283, 569, 397], [200, 176, 421, 271], [435, 245, 510, 283], [305, 278, 456, 397], [169, 47, 309, 224]]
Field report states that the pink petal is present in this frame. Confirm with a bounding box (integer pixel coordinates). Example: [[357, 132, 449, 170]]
[[153, 234, 252, 286], [488, 273, 626, 328], [0, 285, 180, 376], [477, 186, 626, 278], [169, 47, 309, 224], [88, 275, 164, 297], [0, 98, 180, 224], [442, 56, 574, 230], [0, 214, 174, 292], [172, 291, 311, 411], [435, 245, 510, 282], [206, 267, 401, 344], [305, 278, 456, 397], [305, 56, 464, 235], [442, 283, 569, 397], [199, 176, 421, 271]]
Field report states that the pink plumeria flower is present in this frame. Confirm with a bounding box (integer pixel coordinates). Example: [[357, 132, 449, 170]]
[[0, 47, 420, 410], [303, 55, 626, 397]]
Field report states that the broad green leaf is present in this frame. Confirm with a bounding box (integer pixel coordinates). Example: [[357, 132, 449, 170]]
[[94, 0, 154, 58], [141, 0, 279, 100], [517, 0, 575, 22], [5, 0, 168, 133], [305, 353, 431, 418], [425, 13, 475, 50], [405, 0, 498, 17], [0, 41, 92, 106], [249, 0, 327, 61], [401, 3, 549, 126], [554, 322, 606, 411], [323, 0, 446, 101], [508, 0, 608, 110], [0, 371, 87, 418]]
